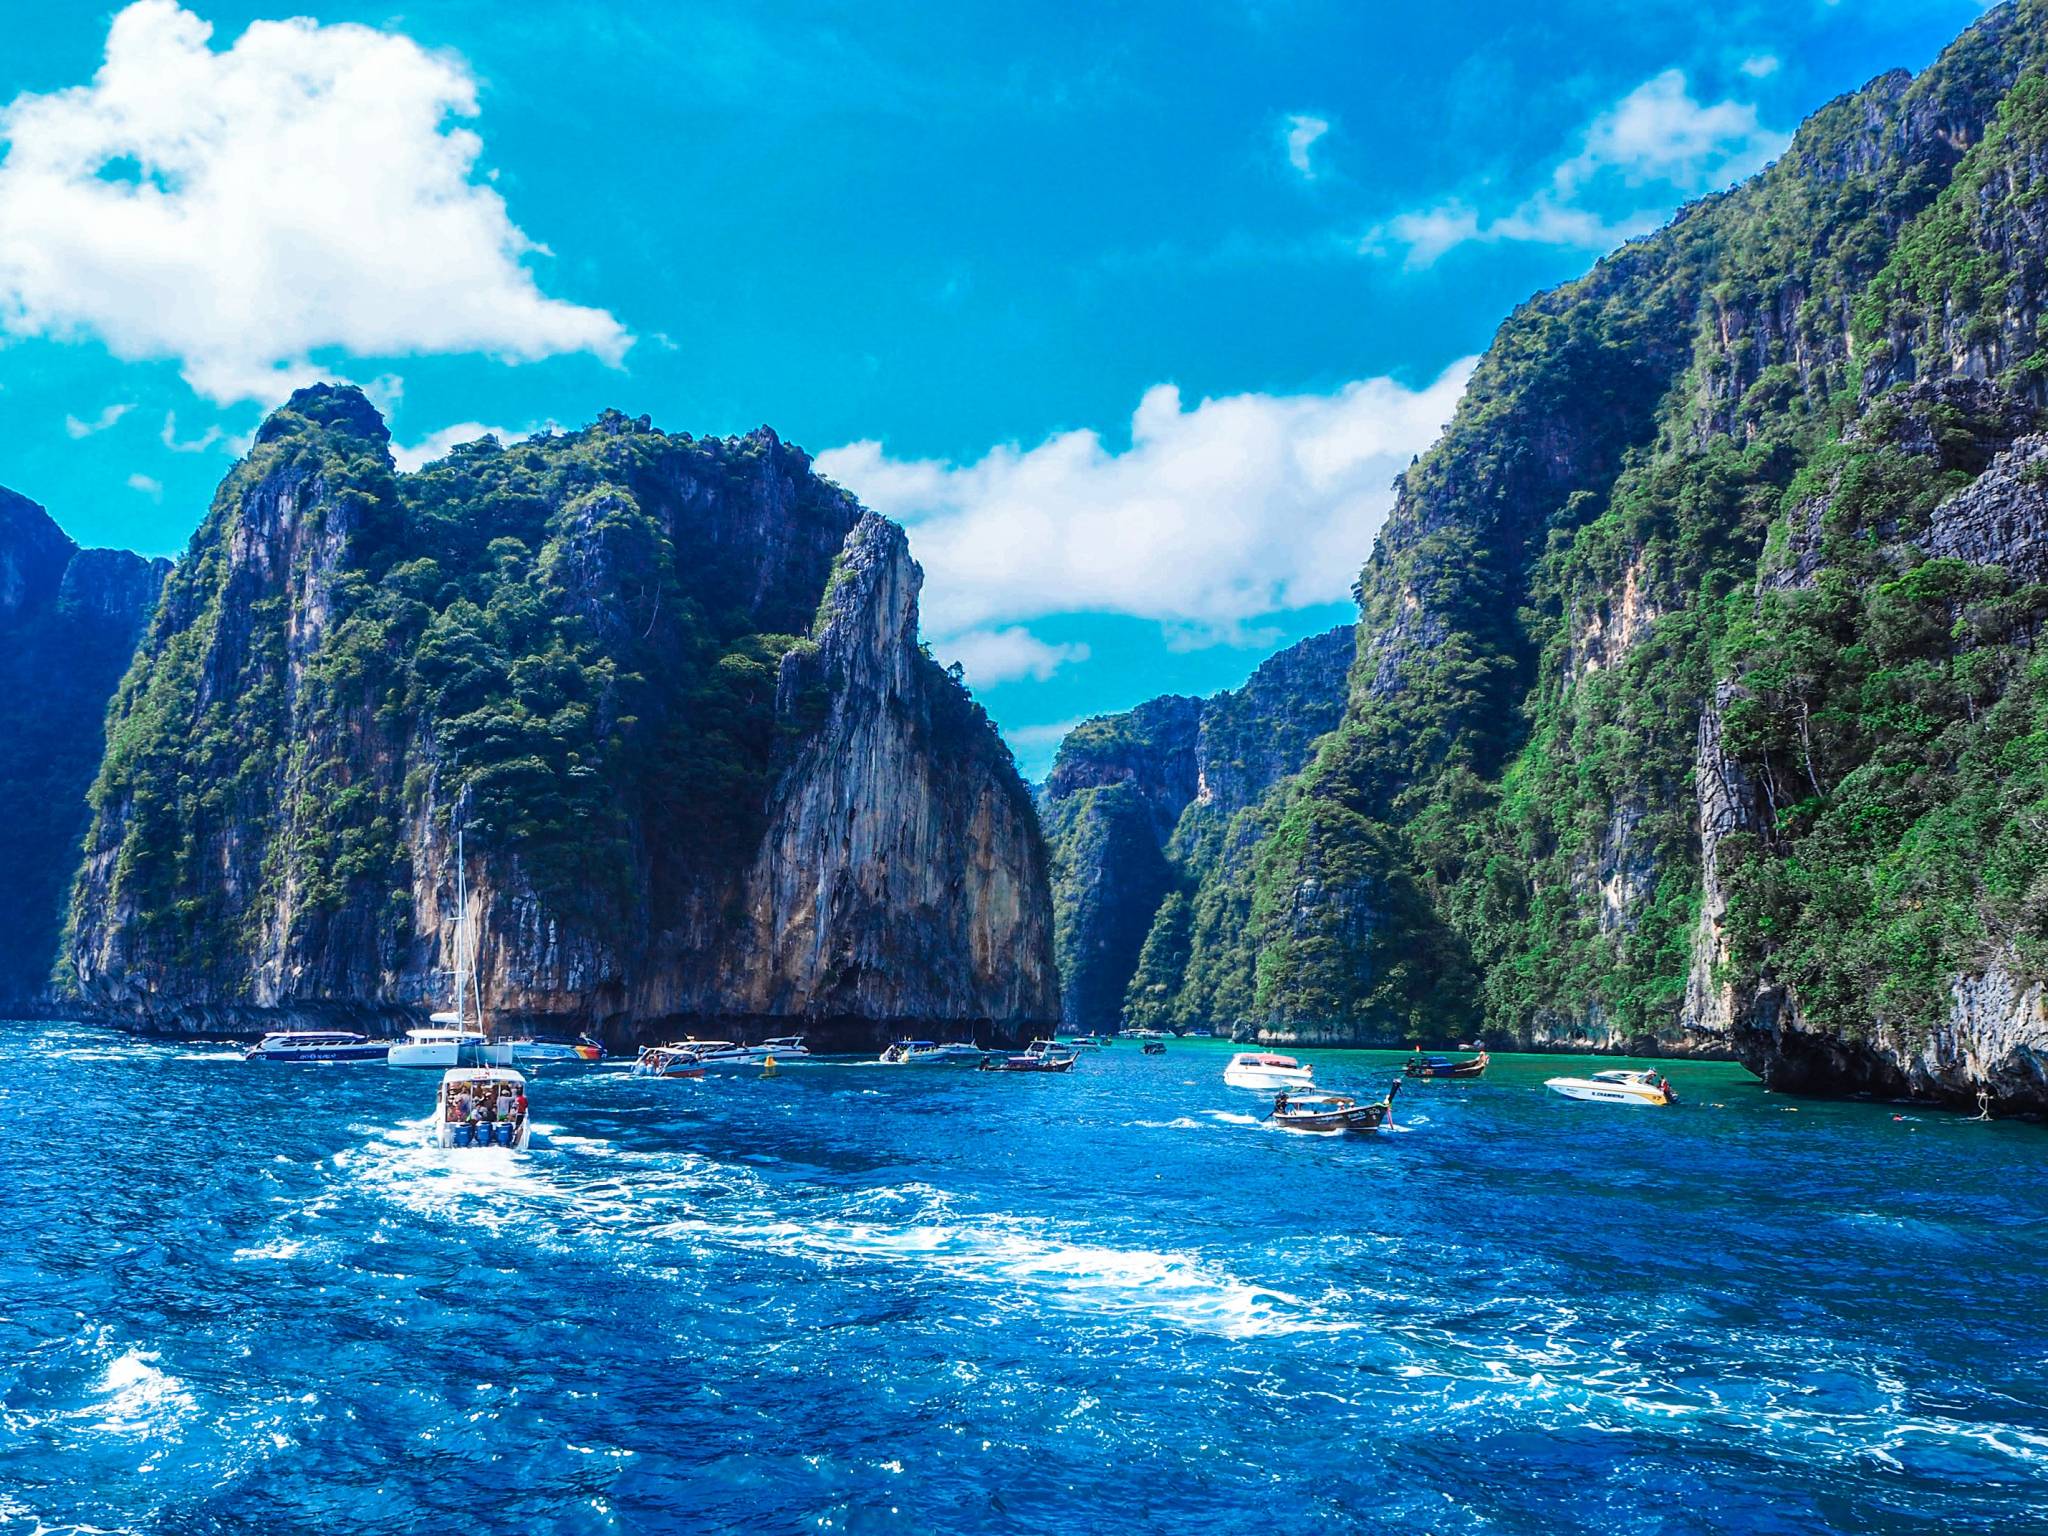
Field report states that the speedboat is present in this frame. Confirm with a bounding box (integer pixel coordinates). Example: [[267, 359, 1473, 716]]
[[980, 1039, 1078, 1073], [436, 1067, 530, 1149], [388, 1026, 513, 1069], [633, 1045, 706, 1079], [244, 1030, 390, 1063], [757, 1036, 812, 1062], [1545, 1069, 1674, 1106], [1268, 1082, 1400, 1134], [504, 1036, 605, 1068], [1405, 1050, 1488, 1079], [879, 1039, 986, 1066], [664, 1038, 779, 1070], [1223, 1052, 1314, 1091]]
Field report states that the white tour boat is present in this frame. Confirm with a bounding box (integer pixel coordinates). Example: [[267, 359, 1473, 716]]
[[436, 1067, 531, 1149], [1223, 1052, 1316, 1091], [1544, 1068, 1675, 1106]]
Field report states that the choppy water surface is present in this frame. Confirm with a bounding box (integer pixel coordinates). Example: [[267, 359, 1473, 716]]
[[2, 1025, 2045, 1533]]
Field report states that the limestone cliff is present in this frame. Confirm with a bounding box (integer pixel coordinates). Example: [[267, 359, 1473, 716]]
[[1041, 626, 1354, 1032], [0, 490, 167, 1009], [65, 386, 1057, 1044], [1236, 0, 2048, 1106]]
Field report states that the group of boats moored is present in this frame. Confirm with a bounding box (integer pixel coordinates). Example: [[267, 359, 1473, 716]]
[[1222, 1046, 1681, 1136]]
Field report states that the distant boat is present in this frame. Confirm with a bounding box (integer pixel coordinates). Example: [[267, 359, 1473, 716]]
[[633, 1045, 706, 1079], [1405, 1050, 1488, 1079], [1268, 1082, 1400, 1134], [664, 1038, 805, 1070], [504, 1036, 605, 1067], [1223, 1052, 1314, 1091], [244, 1030, 390, 1063], [980, 1039, 1078, 1073], [1142, 1041, 1167, 1055], [436, 1066, 530, 1149], [880, 1039, 986, 1066], [394, 814, 510, 1069], [1545, 1069, 1674, 1106]]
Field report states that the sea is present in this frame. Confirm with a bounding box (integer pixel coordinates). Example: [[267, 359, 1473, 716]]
[[1, 1023, 2043, 1534]]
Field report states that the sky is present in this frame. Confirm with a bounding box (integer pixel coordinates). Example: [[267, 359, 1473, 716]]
[[0, 0, 1997, 776]]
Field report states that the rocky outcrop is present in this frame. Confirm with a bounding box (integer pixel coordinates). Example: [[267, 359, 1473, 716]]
[[64, 386, 1057, 1045], [0, 490, 169, 1009]]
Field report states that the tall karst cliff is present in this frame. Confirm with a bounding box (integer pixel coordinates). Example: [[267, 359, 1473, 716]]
[[1041, 626, 1354, 1030], [1239, 0, 2048, 1109], [65, 386, 1058, 1043], [0, 491, 168, 1009]]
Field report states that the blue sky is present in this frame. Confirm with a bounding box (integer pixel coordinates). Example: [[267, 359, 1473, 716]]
[[0, 0, 1993, 775]]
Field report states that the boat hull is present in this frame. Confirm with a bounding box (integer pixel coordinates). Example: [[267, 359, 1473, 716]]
[[245, 1043, 390, 1063], [1272, 1104, 1390, 1133], [1224, 1067, 1314, 1091], [1545, 1078, 1669, 1106], [390, 1041, 514, 1069]]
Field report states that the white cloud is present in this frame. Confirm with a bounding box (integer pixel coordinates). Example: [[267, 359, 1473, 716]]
[[938, 627, 1091, 686], [125, 472, 162, 498], [1378, 70, 1787, 266], [1740, 54, 1780, 79], [817, 359, 1474, 654], [1003, 717, 1086, 754], [391, 420, 538, 472], [64, 401, 133, 437], [1284, 113, 1329, 180], [0, 1, 630, 405], [160, 410, 225, 454]]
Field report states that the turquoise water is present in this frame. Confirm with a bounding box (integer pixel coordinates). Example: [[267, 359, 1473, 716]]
[[1, 1024, 2044, 1534]]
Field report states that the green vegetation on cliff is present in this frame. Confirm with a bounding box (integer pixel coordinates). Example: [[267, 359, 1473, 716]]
[[1246, 4, 2048, 1076]]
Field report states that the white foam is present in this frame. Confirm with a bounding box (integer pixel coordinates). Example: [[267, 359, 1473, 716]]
[[76, 1350, 196, 1439]]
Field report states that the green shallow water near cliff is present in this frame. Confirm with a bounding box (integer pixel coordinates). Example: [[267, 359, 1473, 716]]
[[3, 1023, 2044, 1533]]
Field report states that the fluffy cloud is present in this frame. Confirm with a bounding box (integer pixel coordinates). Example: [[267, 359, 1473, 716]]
[[0, 1, 629, 404], [1379, 70, 1788, 266], [1284, 114, 1330, 180], [1740, 54, 1781, 80], [817, 360, 1473, 664], [125, 472, 162, 499], [938, 627, 1091, 686]]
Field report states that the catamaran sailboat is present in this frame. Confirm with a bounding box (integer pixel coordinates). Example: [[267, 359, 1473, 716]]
[[390, 816, 510, 1069]]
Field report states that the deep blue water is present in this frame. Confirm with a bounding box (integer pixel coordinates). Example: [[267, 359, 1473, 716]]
[[2, 1025, 2045, 1534]]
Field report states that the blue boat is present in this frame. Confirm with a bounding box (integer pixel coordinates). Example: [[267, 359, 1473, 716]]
[[244, 1031, 391, 1063]]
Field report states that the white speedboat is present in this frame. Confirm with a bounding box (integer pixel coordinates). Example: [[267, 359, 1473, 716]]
[[1545, 1069, 1674, 1106], [664, 1037, 807, 1069], [1223, 1052, 1315, 1091], [633, 1045, 706, 1079], [436, 1067, 530, 1149], [879, 1039, 986, 1066]]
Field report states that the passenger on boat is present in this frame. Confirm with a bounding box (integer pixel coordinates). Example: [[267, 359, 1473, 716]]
[[1274, 1090, 1291, 1114]]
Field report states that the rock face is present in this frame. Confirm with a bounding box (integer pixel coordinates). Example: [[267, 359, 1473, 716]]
[[64, 386, 1058, 1044], [1224, 0, 2048, 1107], [1041, 626, 1354, 1031], [0, 490, 168, 1009]]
